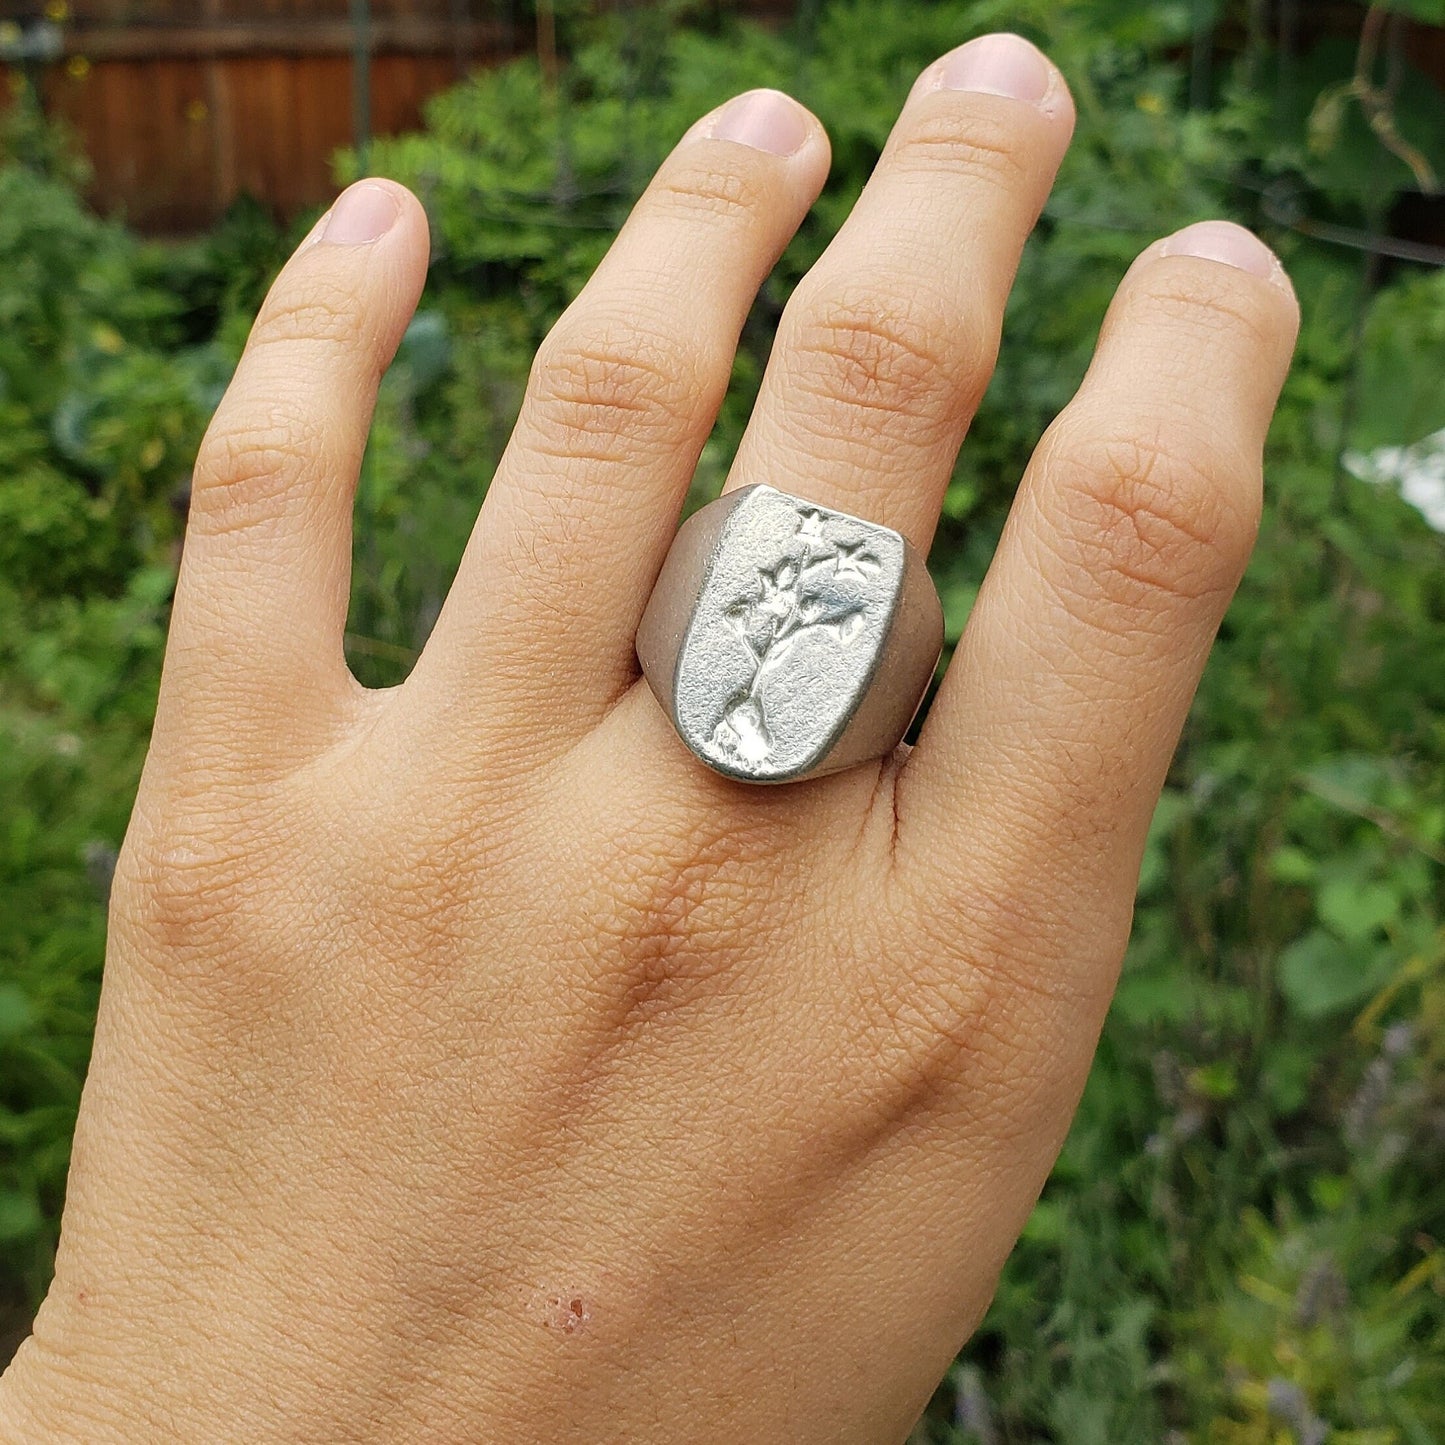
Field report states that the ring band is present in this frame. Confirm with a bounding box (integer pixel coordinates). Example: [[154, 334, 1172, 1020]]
[[637, 484, 943, 784]]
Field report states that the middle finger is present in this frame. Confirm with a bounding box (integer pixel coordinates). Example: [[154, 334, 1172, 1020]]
[[726, 32, 1074, 552]]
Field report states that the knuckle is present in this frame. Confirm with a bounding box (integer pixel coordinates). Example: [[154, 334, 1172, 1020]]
[[113, 792, 324, 1025], [781, 279, 987, 439], [250, 274, 370, 351], [527, 312, 715, 451], [605, 854, 728, 1008], [650, 154, 769, 225], [894, 102, 1033, 192], [1038, 418, 1260, 613], [190, 402, 328, 535], [116, 820, 262, 976], [1136, 264, 1282, 354], [846, 945, 989, 1115], [839, 945, 1032, 1137]]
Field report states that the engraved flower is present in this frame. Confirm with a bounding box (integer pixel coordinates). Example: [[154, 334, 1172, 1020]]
[[755, 565, 795, 621], [834, 540, 881, 580], [797, 509, 826, 544]]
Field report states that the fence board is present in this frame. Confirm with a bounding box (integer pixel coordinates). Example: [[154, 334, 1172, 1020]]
[[36, 49, 466, 227], [1, 3, 529, 228], [55, 17, 507, 59], [31, 1, 447, 19]]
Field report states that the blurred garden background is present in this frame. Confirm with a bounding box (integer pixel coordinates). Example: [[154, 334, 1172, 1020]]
[[1, 0, 1444, 1440]]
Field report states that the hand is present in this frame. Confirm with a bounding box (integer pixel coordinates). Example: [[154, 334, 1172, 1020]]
[[0, 33, 1297, 1444]]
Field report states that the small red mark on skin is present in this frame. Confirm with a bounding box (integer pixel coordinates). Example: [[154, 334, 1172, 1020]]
[[542, 1293, 591, 1334]]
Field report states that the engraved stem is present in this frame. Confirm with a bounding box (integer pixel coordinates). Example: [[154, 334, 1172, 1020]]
[[742, 539, 832, 702]]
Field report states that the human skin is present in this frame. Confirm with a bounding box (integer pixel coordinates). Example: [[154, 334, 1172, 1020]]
[[0, 32, 1298, 1444]]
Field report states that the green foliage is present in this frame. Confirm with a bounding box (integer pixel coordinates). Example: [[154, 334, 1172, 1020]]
[[4, 0, 1445, 1435]]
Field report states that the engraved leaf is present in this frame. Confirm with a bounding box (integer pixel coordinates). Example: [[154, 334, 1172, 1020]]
[[831, 610, 865, 645], [723, 601, 764, 657], [798, 591, 869, 633], [765, 632, 801, 670]]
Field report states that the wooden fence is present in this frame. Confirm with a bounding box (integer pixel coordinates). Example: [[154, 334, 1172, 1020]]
[[2, 3, 515, 229], [1, 1, 789, 231], [0, 2, 1440, 234]]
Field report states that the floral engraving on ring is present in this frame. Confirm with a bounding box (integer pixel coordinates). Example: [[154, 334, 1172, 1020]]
[[711, 507, 880, 767]]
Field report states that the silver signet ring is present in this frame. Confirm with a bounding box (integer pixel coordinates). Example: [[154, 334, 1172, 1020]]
[[636, 484, 944, 784]]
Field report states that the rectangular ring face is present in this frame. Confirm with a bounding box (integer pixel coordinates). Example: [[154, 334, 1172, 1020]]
[[673, 485, 906, 782]]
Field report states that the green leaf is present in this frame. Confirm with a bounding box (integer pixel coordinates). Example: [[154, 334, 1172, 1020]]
[[938, 578, 978, 645], [1379, 0, 1445, 22], [0, 1191, 43, 1245], [0, 983, 35, 1039], [1277, 930, 1388, 1019], [1269, 846, 1318, 886], [1112, 966, 1195, 1025], [1317, 877, 1399, 941], [1188, 1060, 1239, 1102], [1260, 1043, 1316, 1115], [1020, 1198, 1067, 1248], [1308, 1173, 1350, 1212]]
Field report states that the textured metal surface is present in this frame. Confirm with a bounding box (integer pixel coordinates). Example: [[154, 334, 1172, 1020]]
[[637, 484, 943, 784]]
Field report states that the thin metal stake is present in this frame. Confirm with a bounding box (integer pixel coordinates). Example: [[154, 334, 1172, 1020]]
[[351, 0, 373, 175]]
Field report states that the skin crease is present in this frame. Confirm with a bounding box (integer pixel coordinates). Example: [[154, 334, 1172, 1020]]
[[0, 34, 1298, 1445]]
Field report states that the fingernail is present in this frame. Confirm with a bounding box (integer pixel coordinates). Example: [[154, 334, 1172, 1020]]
[[1161, 220, 1281, 282], [322, 182, 400, 245], [934, 33, 1053, 107], [708, 89, 810, 156]]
